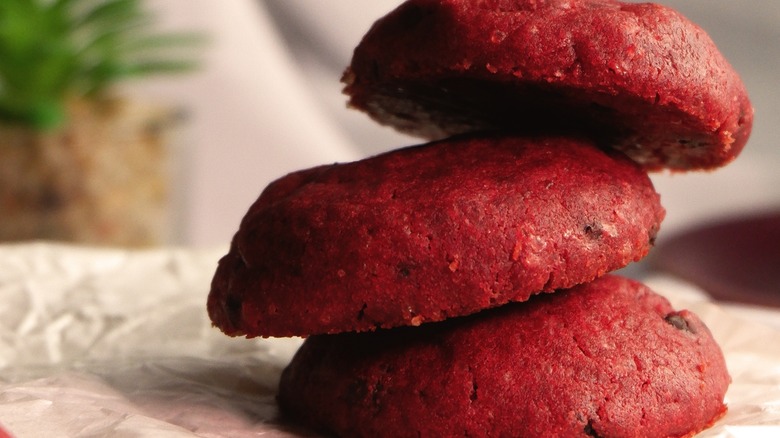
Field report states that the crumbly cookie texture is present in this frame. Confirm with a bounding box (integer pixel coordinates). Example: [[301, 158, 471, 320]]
[[208, 135, 664, 337], [344, 0, 753, 170], [279, 275, 729, 438]]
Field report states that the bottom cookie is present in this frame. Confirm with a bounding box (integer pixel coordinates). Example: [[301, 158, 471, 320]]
[[278, 275, 729, 438]]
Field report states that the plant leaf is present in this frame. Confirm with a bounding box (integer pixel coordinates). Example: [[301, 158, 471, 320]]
[[74, 0, 145, 30], [0, 0, 203, 129]]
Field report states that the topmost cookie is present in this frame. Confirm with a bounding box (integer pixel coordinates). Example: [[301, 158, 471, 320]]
[[343, 0, 753, 171]]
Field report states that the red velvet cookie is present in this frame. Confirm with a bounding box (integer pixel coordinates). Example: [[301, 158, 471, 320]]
[[343, 0, 753, 170], [278, 275, 729, 438], [208, 135, 664, 337]]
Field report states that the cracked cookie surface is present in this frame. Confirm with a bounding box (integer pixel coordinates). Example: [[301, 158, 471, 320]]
[[344, 0, 753, 170], [207, 135, 664, 337], [278, 275, 729, 438]]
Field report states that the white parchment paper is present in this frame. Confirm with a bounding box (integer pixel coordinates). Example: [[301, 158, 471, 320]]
[[0, 243, 778, 437]]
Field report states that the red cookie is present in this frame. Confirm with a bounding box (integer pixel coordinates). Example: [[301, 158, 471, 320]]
[[278, 275, 730, 438], [208, 135, 664, 337], [343, 0, 753, 170]]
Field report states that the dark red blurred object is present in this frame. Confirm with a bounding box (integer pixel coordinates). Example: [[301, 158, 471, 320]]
[[651, 211, 780, 308]]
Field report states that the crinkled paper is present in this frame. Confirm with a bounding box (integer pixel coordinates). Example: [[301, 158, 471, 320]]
[[0, 243, 778, 437]]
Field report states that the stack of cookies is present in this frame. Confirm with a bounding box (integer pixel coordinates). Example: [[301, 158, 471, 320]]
[[208, 1, 753, 436]]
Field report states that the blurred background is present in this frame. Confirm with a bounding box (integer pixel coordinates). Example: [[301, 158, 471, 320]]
[[147, 0, 780, 248], [1, 0, 778, 248]]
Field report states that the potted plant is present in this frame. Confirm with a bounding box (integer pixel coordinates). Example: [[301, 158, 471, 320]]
[[0, 0, 201, 246]]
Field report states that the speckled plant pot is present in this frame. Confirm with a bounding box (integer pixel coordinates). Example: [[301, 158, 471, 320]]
[[0, 98, 181, 247]]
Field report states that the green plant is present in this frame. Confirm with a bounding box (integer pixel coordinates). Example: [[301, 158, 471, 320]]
[[0, 0, 201, 130]]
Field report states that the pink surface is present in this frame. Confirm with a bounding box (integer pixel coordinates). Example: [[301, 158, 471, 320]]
[[652, 211, 780, 308]]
